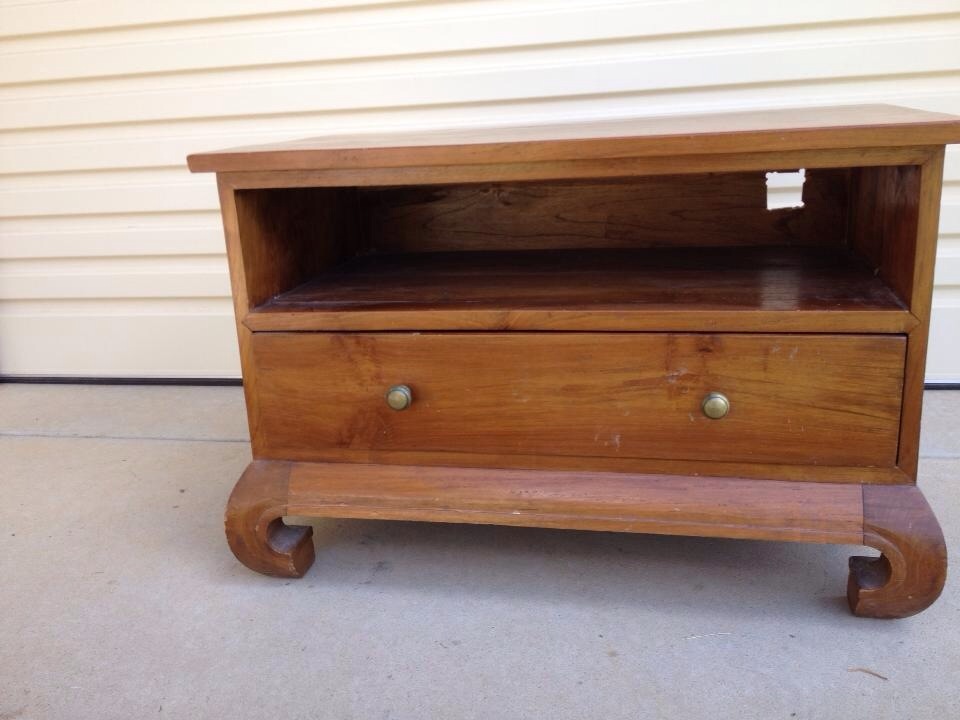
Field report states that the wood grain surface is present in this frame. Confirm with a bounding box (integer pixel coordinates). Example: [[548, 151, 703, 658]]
[[250, 332, 906, 469], [187, 104, 960, 173], [233, 186, 364, 308], [224, 459, 314, 578], [897, 150, 946, 479], [227, 459, 945, 618], [284, 461, 864, 544], [247, 246, 912, 333], [204, 105, 953, 616], [848, 484, 947, 618], [218, 146, 937, 191], [360, 171, 847, 253], [253, 448, 910, 485]]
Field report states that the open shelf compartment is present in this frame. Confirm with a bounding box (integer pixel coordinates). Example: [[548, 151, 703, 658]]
[[234, 167, 920, 333]]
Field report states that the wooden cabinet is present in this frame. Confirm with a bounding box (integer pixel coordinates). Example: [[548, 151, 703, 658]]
[[189, 104, 959, 618]]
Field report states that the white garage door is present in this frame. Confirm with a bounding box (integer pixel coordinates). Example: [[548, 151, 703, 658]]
[[1, 0, 958, 380]]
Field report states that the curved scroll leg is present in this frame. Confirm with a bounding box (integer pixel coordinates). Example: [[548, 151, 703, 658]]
[[847, 485, 946, 619], [224, 460, 315, 577]]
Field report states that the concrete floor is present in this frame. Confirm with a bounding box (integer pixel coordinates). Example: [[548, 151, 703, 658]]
[[1, 385, 958, 720]]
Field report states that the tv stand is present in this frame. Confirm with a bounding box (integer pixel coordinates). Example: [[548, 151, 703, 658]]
[[190, 104, 959, 618]]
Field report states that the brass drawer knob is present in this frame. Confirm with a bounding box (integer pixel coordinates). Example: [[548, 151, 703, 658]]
[[385, 384, 413, 411], [701, 392, 730, 420]]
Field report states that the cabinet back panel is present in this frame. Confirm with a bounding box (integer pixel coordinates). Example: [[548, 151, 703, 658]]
[[361, 170, 848, 252]]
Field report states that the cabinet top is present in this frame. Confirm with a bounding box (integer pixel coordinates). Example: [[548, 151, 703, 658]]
[[188, 104, 960, 174]]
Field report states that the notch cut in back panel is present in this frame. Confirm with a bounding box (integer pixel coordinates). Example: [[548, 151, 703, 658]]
[[766, 169, 806, 210]]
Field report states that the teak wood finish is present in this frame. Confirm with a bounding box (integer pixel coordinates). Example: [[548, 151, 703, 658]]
[[250, 332, 905, 469], [248, 246, 914, 333], [191, 104, 960, 619]]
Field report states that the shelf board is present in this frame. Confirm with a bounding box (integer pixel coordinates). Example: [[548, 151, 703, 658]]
[[245, 246, 914, 333]]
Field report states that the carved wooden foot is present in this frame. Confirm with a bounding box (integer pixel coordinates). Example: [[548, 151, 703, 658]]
[[848, 485, 946, 619], [222, 460, 947, 618], [224, 461, 315, 577]]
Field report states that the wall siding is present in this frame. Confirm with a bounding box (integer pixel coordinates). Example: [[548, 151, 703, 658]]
[[0, 0, 958, 379]]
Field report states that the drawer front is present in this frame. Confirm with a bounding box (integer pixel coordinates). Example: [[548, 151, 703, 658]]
[[251, 333, 905, 467]]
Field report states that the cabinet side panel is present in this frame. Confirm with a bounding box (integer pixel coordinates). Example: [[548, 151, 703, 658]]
[[216, 177, 259, 444], [899, 148, 946, 478], [233, 186, 364, 308]]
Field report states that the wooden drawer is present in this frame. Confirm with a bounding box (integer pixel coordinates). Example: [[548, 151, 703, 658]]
[[250, 332, 905, 468]]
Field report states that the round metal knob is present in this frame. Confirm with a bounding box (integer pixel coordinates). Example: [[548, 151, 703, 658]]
[[385, 384, 412, 411], [701, 392, 730, 420]]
